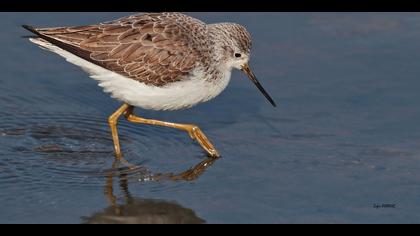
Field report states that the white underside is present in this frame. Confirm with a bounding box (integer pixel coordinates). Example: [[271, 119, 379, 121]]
[[29, 38, 231, 111]]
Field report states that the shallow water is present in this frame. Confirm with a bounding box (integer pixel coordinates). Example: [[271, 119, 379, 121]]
[[1, 12, 420, 223]]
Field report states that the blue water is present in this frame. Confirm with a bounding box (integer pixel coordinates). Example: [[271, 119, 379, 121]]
[[1, 12, 420, 223]]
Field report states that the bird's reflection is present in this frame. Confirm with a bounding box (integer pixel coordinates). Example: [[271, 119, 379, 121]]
[[82, 156, 219, 224]]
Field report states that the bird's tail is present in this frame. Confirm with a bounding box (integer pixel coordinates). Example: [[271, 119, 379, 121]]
[[22, 25, 41, 36]]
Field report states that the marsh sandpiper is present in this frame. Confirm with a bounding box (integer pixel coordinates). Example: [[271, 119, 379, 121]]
[[23, 12, 276, 158]]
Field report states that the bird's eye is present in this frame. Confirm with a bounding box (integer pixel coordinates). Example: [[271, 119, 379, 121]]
[[235, 53, 242, 58]]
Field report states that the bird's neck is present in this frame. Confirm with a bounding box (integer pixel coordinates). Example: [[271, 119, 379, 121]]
[[207, 24, 236, 72]]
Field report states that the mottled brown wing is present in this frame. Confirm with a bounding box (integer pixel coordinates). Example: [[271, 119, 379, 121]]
[[35, 13, 207, 87]]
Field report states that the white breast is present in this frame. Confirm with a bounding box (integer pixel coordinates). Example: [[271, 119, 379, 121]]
[[30, 38, 232, 111]]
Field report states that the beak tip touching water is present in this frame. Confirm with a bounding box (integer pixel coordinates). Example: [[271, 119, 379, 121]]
[[270, 100, 277, 107], [241, 64, 277, 108], [266, 95, 277, 108]]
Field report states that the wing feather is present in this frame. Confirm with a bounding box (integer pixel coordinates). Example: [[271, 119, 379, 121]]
[[31, 12, 207, 87]]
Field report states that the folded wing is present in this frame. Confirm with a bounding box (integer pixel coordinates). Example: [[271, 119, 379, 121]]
[[31, 13, 206, 87]]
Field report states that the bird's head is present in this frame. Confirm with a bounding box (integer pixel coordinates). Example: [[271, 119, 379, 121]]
[[210, 23, 276, 107]]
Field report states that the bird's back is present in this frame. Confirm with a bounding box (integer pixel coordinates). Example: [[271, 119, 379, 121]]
[[25, 12, 211, 87]]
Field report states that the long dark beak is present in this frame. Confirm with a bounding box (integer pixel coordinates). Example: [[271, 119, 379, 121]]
[[241, 64, 276, 107]]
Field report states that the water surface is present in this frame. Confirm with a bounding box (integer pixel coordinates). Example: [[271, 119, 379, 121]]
[[1, 12, 420, 223]]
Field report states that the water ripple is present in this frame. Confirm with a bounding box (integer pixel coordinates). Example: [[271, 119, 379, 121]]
[[0, 111, 211, 193]]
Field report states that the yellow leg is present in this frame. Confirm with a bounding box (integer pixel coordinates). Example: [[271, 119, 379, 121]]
[[124, 106, 220, 158], [108, 103, 131, 158]]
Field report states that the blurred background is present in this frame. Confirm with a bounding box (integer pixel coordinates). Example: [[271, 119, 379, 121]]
[[1, 12, 420, 223]]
